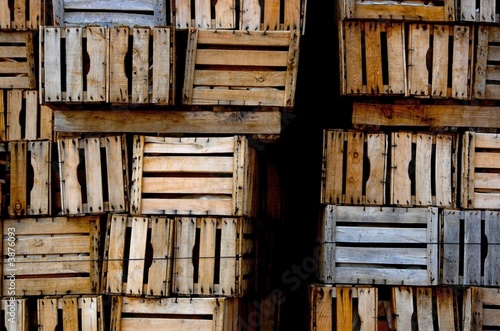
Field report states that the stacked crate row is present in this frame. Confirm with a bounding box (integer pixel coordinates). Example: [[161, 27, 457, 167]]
[[308, 1, 500, 330], [0, 0, 307, 330]]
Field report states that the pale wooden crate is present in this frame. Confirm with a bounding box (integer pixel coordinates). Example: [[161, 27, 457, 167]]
[[182, 28, 300, 108], [239, 0, 306, 33], [308, 284, 379, 331], [390, 131, 457, 208], [460, 0, 497, 22], [339, 20, 406, 96], [474, 25, 500, 100], [0, 90, 53, 141], [40, 26, 109, 103], [0, 31, 36, 89], [0, 0, 43, 29], [110, 296, 239, 331], [102, 214, 174, 297], [108, 26, 175, 105], [172, 216, 255, 297], [130, 135, 258, 217], [463, 287, 500, 330], [339, 0, 455, 21], [441, 209, 500, 287], [2, 216, 102, 296], [461, 131, 500, 209], [52, 0, 168, 27], [407, 23, 473, 100], [7, 140, 52, 217], [1, 298, 29, 331], [37, 296, 104, 331], [321, 129, 388, 206], [317, 205, 439, 286], [57, 134, 129, 216]]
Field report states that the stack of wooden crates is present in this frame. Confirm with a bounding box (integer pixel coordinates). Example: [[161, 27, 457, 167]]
[[0, 0, 306, 330], [310, 1, 500, 330]]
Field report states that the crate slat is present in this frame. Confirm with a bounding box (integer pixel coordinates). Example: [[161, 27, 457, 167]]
[[172, 217, 255, 297], [2, 216, 101, 296], [183, 28, 299, 107], [240, 0, 305, 32], [317, 205, 439, 286], [58, 135, 129, 216], [1, 298, 29, 331], [0, 0, 42, 30]]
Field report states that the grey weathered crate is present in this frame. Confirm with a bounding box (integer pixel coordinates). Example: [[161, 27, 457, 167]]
[[317, 205, 439, 286], [130, 135, 258, 217], [321, 129, 388, 206], [102, 214, 174, 297], [58, 135, 129, 216], [37, 296, 104, 331], [339, 0, 455, 21], [172, 216, 255, 297], [2, 216, 102, 296], [182, 28, 300, 108], [0, 90, 53, 141], [0, 0, 43, 29], [0, 31, 36, 89], [110, 296, 239, 331], [8, 140, 52, 217], [52, 0, 168, 27], [441, 209, 500, 287], [461, 131, 500, 209], [340, 20, 406, 96]]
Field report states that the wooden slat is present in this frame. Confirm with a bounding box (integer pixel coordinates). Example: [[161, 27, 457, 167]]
[[322, 130, 344, 204], [86, 26, 107, 102], [357, 287, 377, 331], [141, 198, 233, 216], [215, 0, 235, 29], [80, 296, 103, 331], [58, 139, 83, 215], [435, 134, 453, 207], [29, 141, 51, 215], [452, 25, 471, 99], [132, 27, 149, 103], [54, 110, 282, 135], [364, 21, 383, 94], [432, 25, 449, 97], [152, 28, 171, 104], [38, 299, 58, 331], [2, 299, 28, 331], [105, 135, 127, 212], [85, 137, 104, 214], [109, 26, 129, 103], [365, 133, 387, 205], [147, 217, 173, 296], [391, 132, 412, 206], [343, 21, 363, 94], [464, 211, 482, 285], [106, 215, 127, 293], [173, 217, 196, 295], [142, 177, 232, 194], [3, 216, 93, 235], [484, 211, 500, 286], [126, 217, 148, 295], [198, 218, 217, 296], [24, 90, 38, 140], [310, 285, 332, 331], [240, 0, 261, 31], [143, 156, 233, 173], [436, 287, 457, 331], [130, 135, 144, 215], [7, 91, 22, 140], [386, 22, 406, 94], [442, 210, 461, 285], [61, 297, 79, 330], [416, 288, 434, 329], [9, 141, 27, 216], [415, 133, 433, 206], [43, 27, 62, 102], [408, 23, 430, 96], [336, 287, 352, 331], [65, 27, 83, 102], [219, 218, 237, 297], [345, 131, 363, 204], [393, 287, 413, 331]]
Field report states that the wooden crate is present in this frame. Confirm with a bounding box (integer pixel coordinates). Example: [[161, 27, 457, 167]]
[[474, 25, 500, 100], [102, 214, 174, 297], [130, 135, 258, 217], [110, 296, 239, 331], [52, 0, 168, 27], [0, 90, 53, 141], [390, 131, 457, 208], [0, 31, 36, 89], [464, 287, 500, 330], [441, 209, 500, 287], [1, 298, 29, 331], [37, 296, 103, 331], [317, 205, 439, 286], [2, 216, 102, 296], [339, 0, 454, 21], [182, 28, 300, 108], [0, 0, 43, 30], [173, 0, 236, 30], [308, 284, 379, 331], [407, 23, 473, 99], [41, 26, 108, 103], [58, 134, 128, 216], [108, 26, 175, 105], [461, 131, 500, 209], [321, 129, 388, 205], [239, 0, 306, 33], [459, 0, 497, 22], [339, 20, 406, 96], [8, 140, 52, 217], [172, 217, 255, 297]]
